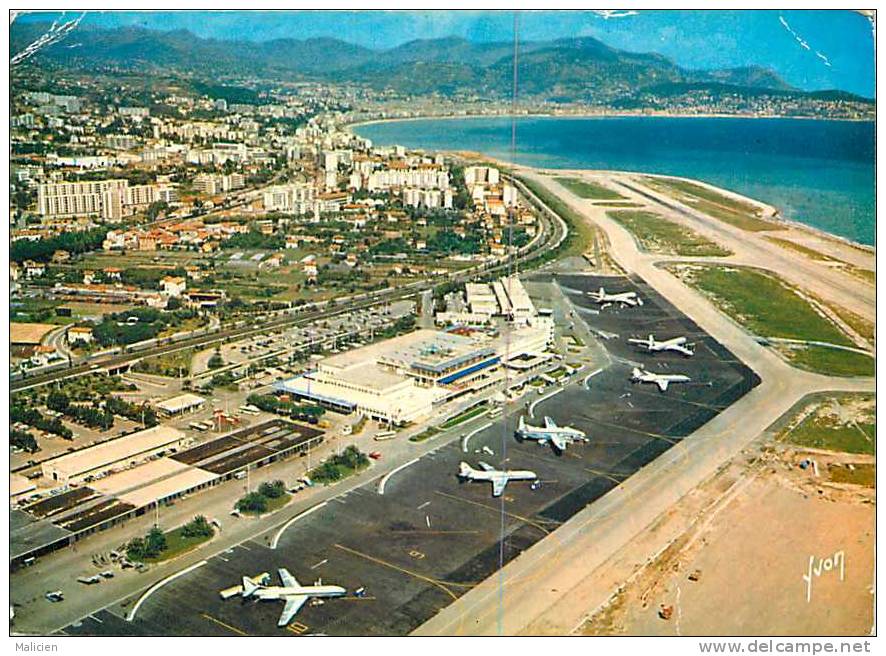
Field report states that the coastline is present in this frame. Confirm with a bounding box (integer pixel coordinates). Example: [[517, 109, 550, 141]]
[[345, 111, 874, 133], [348, 115, 875, 252]]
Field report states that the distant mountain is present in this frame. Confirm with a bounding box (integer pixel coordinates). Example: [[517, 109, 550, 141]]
[[11, 23, 871, 104]]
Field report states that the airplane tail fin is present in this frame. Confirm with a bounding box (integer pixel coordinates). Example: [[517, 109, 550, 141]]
[[241, 576, 258, 597], [518, 416, 525, 432]]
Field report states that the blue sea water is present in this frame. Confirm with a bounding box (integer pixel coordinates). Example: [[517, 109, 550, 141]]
[[355, 116, 875, 246]]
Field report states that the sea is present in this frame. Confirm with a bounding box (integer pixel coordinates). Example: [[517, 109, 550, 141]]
[[355, 116, 875, 246]]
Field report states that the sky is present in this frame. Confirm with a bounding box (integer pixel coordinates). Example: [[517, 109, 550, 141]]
[[15, 9, 875, 97]]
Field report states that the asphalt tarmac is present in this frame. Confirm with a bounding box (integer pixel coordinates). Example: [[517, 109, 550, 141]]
[[61, 273, 759, 637]]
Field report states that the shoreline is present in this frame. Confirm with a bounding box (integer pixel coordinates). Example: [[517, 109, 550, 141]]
[[347, 116, 875, 252], [346, 111, 874, 132]]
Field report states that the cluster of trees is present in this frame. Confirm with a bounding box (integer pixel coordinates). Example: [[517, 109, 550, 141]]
[[427, 229, 482, 255], [12, 429, 39, 453], [235, 480, 286, 515], [245, 393, 325, 422], [207, 347, 225, 370], [11, 227, 107, 263], [11, 403, 73, 439], [221, 228, 284, 251], [93, 307, 194, 347], [180, 515, 214, 539], [47, 390, 114, 431], [309, 445, 369, 484], [126, 526, 167, 562], [106, 396, 158, 428]]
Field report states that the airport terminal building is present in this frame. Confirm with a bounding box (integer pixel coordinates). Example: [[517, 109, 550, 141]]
[[277, 277, 554, 425]]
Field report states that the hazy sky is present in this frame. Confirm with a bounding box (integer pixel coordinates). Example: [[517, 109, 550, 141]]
[[16, 10, 875, 97]]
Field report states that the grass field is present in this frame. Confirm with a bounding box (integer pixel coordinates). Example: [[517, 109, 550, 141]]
[[766, 237, 876, 287], [594, 201, 644, 208], [782, 394, 875, 455], [555, 177, 626, 200], [783, 345, 875, 378], [409, 427, 441, 443], [607, 210, 732, 257], [518, 176, 595, 259], [645, 177, 776, 232], [134, 348, 194, 377], [828, 463, 875, 488], [144, 526, 214, 563], [672, 265, 853, 346], [440, 404, 488, 430]]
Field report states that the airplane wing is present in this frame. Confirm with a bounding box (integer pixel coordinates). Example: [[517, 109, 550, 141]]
[[549, 434, 567, 452], [478, 461, 495, 472], [278, 568, 298, 588], [277, 595, 308, 627], [544, 416, 557, 429], [491, 477, 507, 497], [656, 379, 669, 392]]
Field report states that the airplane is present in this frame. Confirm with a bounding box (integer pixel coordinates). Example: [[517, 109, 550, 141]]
[[458, 461, 537, 497], [631, 367, 691, 392], [240, 568, 346, 626], [587, 286, 642, 307], [628, 334, 694, 357], [516, 416, 588, 452]]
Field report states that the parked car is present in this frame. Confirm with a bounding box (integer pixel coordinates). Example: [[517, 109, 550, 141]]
[[45, 591, 64, 603], [369, 452, 382, 460]]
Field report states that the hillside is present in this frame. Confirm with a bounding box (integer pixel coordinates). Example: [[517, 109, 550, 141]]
[[10, 23, 873, 105]]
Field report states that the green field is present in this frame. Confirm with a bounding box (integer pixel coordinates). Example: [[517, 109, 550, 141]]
[[673, 265, 853, 346], [518, 176, 594, 259], [783, 395, 875, 455], [439, 404, 488, 430], [607, 210, 732, 257], [645, 177, 776, 232], [409, 426, 441, 443], [144, 525, 214, 563], [828, 463, 875, 487], [555, 177, 625, 200], [784, 345, 875, 377]]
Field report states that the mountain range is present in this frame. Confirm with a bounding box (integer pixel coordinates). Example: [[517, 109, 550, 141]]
[[11, 23, 871, 104]]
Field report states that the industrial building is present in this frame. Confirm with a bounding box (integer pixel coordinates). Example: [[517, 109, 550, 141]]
[[12, 419, 323, 569], [40, 425, 188, 485], [154, 392, 206, 417]]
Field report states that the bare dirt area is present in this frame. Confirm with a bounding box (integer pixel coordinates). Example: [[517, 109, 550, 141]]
[[578, 414, 874, 637]]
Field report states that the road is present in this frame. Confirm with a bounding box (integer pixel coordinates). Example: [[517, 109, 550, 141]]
[[411, 169, 875, 635]]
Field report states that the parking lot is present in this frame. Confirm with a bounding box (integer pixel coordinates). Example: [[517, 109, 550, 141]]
[[62, 273, 759, 637]]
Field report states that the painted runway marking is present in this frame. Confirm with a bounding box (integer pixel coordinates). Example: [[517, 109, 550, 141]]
[[287, 621, 309, 634], [334, 543, 462, 599], [89, 614, 103, 623], [417, 501, 431, 510], [201, 613, 247, 636], [310, 559, 328, 570], [433, 490, 554, 535]]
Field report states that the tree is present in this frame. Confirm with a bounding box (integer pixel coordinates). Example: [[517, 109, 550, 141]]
[[126, 537, 146, 562], [46, 389, 71, 414], [181, 515, 214, 538], [207, 347, 225, 370], [145, 526, 167, 558], [236, 491, 268, 514], [258, 480, 285, 499]]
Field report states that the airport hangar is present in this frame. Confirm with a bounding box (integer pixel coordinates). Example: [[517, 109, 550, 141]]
[[11, 419, 324, 570]]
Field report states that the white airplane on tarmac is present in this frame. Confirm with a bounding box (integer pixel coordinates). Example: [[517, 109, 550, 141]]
[[240, 568, 346, 626], [587, 287, 643, 307], [628, 334, 695, 357], [631, 367, 691, 392], [458, 462, 537, 497], [516, 416, 588, 452]]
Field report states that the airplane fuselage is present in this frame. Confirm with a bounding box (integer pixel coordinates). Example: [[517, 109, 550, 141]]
[[251, 585, 346, 600]]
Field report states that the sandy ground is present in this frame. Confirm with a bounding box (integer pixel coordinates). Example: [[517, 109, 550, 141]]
[[580, 473, 874, 636]]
